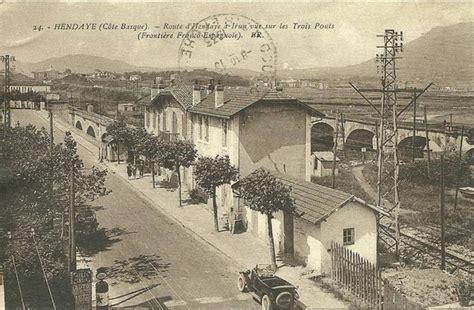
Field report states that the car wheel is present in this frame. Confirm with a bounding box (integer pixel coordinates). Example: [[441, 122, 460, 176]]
[[261, 294, 272, 310], [237, 274, 247, 292], [276, 292, 292, 308]]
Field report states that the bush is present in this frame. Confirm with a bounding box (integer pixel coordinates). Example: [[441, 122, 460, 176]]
[[454, 274, 472, 306], [399, 156, 472, 188], [189, 188, 208, 204]]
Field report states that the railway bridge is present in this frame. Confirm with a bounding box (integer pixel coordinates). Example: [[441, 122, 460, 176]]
[[311, 116, 474, 159]]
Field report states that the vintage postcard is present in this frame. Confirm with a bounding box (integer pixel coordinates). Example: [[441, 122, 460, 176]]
[[0, 1, 472, 309]]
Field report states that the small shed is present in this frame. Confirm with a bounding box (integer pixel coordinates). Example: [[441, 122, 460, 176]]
[[311, 151, 339, 178]]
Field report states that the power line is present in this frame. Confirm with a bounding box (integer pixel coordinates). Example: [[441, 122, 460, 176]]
[[11, 255, 26, 310], [31, 229, 57, 310]]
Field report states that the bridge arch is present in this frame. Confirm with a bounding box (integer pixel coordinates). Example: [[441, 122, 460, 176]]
[[311, 122, 334, 152], [346, 129, 375, 150], [75, 120, 83, 130], [398, 136, 427, 159], [86, 126, 96, 138]]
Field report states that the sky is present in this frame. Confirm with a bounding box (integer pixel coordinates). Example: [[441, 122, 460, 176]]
[[0, 1, 472, 70]]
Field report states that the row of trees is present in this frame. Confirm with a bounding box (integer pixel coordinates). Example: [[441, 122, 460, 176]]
[[105, 120, 295, 269], [0, 125, 109, 308]]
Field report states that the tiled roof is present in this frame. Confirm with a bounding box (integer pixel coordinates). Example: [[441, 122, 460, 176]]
[[267, 169, 354, 224], [189, 87, 324, 119], [145, 84, 196, 109], [234, 168, 388, 224], [313, 151, 340, 162]]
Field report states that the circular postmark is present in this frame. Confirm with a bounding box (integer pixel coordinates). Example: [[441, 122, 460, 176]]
[[177, 14, 277, 91]]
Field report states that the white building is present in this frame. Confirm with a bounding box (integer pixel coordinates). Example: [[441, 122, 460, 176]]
[[311, 151, 339, 178], [234, 168, 388, 274], [10, 84, 51, 93]]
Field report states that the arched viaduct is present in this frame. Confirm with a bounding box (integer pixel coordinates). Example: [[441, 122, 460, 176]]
[[311, 116, 474, 158], [69, 108, 113, 150]]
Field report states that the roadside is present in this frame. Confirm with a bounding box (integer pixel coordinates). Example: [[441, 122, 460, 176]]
[[35, 110, 350, 309]]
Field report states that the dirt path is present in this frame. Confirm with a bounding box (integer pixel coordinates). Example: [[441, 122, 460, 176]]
[[350, 165, 418, 216]]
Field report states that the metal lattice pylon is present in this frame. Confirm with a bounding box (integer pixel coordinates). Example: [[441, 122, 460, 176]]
[[350, 30, 433, 262], [375, 30, 404, 256]]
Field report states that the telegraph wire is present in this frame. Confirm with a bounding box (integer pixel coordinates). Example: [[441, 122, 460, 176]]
[[11, 255, 26, 310], [31, 229, 57, 310]]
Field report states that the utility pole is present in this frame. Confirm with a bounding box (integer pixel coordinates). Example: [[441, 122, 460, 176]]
[[49, 100, 54, 151], [332, 111, 339, 189], [69, 161, 76, 273], [1, 55, 15, 133], [340, 112, 346, 157], [350, 30, 433, 259], [412, 88, 417, 161], [454, 126, 465, 210], [440, 153, 446, 270], [424, 106, 431, 179]]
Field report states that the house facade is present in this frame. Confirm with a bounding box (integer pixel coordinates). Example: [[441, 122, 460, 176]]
[[187, 83, 322, 232], [142, 80, 322, 232]]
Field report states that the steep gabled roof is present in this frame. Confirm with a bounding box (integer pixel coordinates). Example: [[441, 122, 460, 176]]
[[189, 87, 324, 119], [233, 168, 389, 225]]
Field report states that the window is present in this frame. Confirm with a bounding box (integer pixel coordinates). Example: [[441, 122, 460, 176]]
[[163, 110, 167, 131], [199, 116, 203, 140], [172, 112, 178, 134], [222, 119, 228, 147], [145, 108, 150, 127], [204, 116, 209, 142], [343, 228, 355, 245], [152, 110, 156, 129]]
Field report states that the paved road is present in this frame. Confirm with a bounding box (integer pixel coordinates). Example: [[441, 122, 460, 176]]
[[12, 110, 258, 310]]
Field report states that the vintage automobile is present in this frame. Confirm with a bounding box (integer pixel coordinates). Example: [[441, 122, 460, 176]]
[[238, 264, 300, 310]]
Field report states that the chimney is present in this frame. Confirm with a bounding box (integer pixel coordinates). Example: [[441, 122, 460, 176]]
[[170, 74, 176, 85], [86, 103, 94, 113], [193, 80, 201, 106], [150, 78, 159, 100], [215, 80, 224, 108], [151, 77, 165, 100], [207, 79, 215, 95]]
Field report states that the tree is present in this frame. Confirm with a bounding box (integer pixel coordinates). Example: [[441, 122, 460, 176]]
[[194, 155, 239, 232], [236, 168, 294, 270], [125, 127, 148, 165], [136, 133, 162, 188], [159, 141, 197, 206], [105, 119, 128, 164], [1, 126, 109, 308]]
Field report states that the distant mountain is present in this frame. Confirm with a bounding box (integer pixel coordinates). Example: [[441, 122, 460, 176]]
[[14, 54, 173, 75], [13, 22, 473, 87], [278, 22, 473, 86]]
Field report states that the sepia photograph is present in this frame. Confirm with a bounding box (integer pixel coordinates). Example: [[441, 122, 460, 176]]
[[0, 1, 472, 309]]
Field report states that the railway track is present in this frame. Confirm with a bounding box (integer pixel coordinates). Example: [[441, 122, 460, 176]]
[[379, 221, 473, 274]]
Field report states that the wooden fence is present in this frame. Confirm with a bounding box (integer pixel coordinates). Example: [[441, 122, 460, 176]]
[[330, 241, 383, 309]]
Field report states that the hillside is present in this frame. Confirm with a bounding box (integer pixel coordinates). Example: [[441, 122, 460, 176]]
[[278, 22, 473, 86], [13, 22, 473, 87], [14, 54, 172, 74]]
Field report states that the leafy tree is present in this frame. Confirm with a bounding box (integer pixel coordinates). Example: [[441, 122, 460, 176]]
[[1, 126, 109, 308], [105, 119, 128, 164], [159, 141, 197, 206], [194, 155, 239, 232], [136, 133, 163, 188], [236, 168, 294, 269], [125, 127, 149, 164]]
